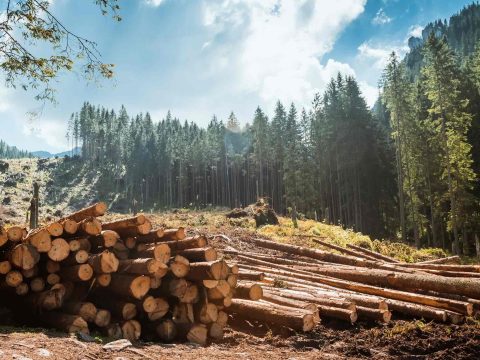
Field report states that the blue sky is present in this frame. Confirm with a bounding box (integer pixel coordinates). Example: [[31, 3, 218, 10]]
[[0, 0, 475, 152]]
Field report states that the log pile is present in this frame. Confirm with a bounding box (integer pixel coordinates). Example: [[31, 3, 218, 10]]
[[1, 202, 479, 345], [0, 203, 242, 345], [223, 237, 480, 327]]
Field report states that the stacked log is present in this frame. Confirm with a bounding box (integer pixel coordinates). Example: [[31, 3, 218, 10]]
[[0, 203, 249, 345]]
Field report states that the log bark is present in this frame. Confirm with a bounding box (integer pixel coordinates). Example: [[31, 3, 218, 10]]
[[229, 299, 316, 332], [118, 258, 165, 275], [115, 220, 152, 238], [164, 235, 207, 252], [90, 230, 119, 248], [417, 256, 461, 265], [108, 274, 151, 299], [58, 264, 93, 282], [176, 247, 217, 262], [385, 299, 447, 322], [60, 202, 107, 223], [395, 263, 480, 273], [261, 291, 320, 323], [102, 215, 146, 231], [161, 228, 186, 241], [136, 228, 165, 244], [88, 250, 119, 274], [313, 239, 378, 261], [234, 281, 263, 301], [356, 306, 391, 323], [346, 244, 400, 263], [186, 260, 227, 281], [238, 269, 265, 281], [62, 301, 98, 322]]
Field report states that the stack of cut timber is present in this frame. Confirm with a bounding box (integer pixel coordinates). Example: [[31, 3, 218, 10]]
[[0, 203, 250, 345], [223, 237, 480, 327]]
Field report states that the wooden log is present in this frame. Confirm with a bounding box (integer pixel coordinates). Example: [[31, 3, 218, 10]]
[[227, 274, 238, 288], [121, 319, 141, 341], [95, 309, 112, 327], [77, 217, 102, 236], [24, 228, 51, 253], [176, 323, 208, 345], [58, 264, 93, 282], [7, 226, 24, 242], [346, 244, 400, 263], [356, 306, 391, 323], [108, 274, 151, 299], [248, 238, 409, 272], [29, 276, 45, 292], [198, 302, 219, 324], [96, 273, 112, 287], [395, 263, 480, 273], [186, 260, 227, 281], [62, 301, 98, 322], [22, 265, 39, 279], [229, 263, 239, 275], [48, 238, 70, 262], [266, 287, 355, 311], [135, 243, 171, 264], [24, 287, 65, 310], [89, 292, 137, 320], [421, 269, 480, 278], [234, 281, 263, 300], [112, 240, 129, 260], [209, 322, 224, 340], [102, 323, 123, 339], [90, 230, 119, 248], [62, 250, 89, 266], [164, 235, 208, 251], [238, 269, 265, 281], [61, 202, 107, 223], [161, 228, 186, 241], [88, 250, 119, 274], [116, 220, 152, 238], [15, 282, 29, 296], [136, 228, 165, 244], [417, 256, 461, 265], [208, 280, 230, 300], [124, 237, 137, 249], [46, 222, 63, 237], [9, 244, 40, 270], [160, 277, 189, 299], [313, 239, 378, 261], [118, 258, 165, 275], [46, 273, 61, 286], [173, 303, 195, 324], [261, 292, 320, 323], [41, 312, 89, 334], [169, 255, 190, 278], [150, 276, 162, 289], [229, 299, 316, 332], [0, 226, 9, 246], [240, 256, 477, 313], [102, 215, 146, 231], [61, 219, 79, 235], [176, 247, 217, 262], [179, 283, 199, 304], [146, 298, 169, 321], [0, 260, 12, 275], [216, 311, 228, 328], [385, 299, 447, 322], [156, 319, 177, 342], [76, 238, 92, 252], [5, 270, 23, 287]]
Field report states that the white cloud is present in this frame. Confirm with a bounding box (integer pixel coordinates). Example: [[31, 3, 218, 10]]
[[22, 118, 68, 151], [202, 0, 367, 109], [144, 0, 165, 7], [408, 25, 423, 38], [359, 81, 379, 108], [357, 42, 408, 70], [372, 8, 392, 25]]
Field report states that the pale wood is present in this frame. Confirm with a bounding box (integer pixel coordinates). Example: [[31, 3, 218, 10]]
[[186, 260, 226, 281], [61, 219, 79, 235], [6, 270, 23, 287], [0, 260, 12, 274], [135, 243, 171, 264], [346, 244, 400, 263], [9, 244, 40, 270], [95, 309, 112, 327], [48, 238, 70, 261], [169, 255, 190, 278], [161, 228, 186, 241], [164, 235, 207, 251], [234, 281, 263, 301], [46, 222, 64, 237], [96, 273, 111, 287], [88, 250, 119, 274], [24, 228, 51, 253], [7, 226, 24, 242], [77, 217, 102, 236], [146, 297, 169, 321], [136, 228, 165, 244], [0, 226, 9, 246], [176, 247, 217, 262], [118, 258, 164, 275], [90, 230, 119, 248], [62, 301, 98, 322], [42, 312, 89, 334], [198, 302, 219, 324], [121, 319, 141, 341], [102, 215, 146, 231]]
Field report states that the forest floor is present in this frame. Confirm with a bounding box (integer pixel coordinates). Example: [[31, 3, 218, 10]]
[[1, 158, 480, 359]]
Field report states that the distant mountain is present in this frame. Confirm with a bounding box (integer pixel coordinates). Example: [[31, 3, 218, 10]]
[[31, 147, 81, 158]]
